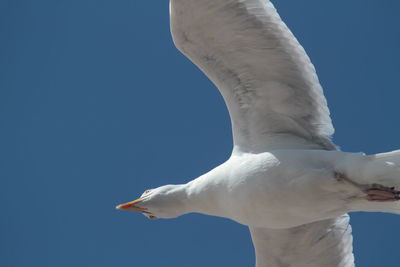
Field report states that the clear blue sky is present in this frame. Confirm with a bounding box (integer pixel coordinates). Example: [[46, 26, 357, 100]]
[[1, 1, 400, 266]]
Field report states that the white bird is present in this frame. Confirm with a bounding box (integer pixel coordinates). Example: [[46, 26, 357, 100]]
[[117, 1, 400, 266]]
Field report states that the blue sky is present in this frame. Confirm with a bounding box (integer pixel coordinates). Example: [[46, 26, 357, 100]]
[[1, 1, 400, 266]]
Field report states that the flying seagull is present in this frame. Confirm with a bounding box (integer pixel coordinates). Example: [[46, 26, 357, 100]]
[[117, 1, 400, 266]]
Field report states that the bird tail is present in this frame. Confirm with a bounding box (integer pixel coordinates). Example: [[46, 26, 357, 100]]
[[345, 149, 400, 214], [372, 149, 400, 165]]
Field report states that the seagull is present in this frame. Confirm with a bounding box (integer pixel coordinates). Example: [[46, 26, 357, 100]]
[[117, 1, 400, 266]]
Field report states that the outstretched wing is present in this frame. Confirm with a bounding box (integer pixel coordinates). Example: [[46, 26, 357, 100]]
[[170, 0, 336, 152], [250, 215, 354, 267]]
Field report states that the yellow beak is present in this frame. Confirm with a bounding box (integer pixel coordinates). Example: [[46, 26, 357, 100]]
[[116, 198, 147, 213]]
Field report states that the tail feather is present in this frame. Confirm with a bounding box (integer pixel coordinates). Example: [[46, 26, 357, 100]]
[[372, 149, 400, 165], [343, 150, 400, 214]]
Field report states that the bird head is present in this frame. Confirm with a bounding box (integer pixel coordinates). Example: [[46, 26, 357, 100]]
[[116, 184, 188, 219]]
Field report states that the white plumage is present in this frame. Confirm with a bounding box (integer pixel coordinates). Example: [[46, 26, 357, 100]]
[[170, 0, 335, 153], [117, 1, 400, 266]]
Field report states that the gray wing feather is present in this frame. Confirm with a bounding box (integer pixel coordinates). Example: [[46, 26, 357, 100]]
[[170, 0, 336, 152], [250, 215, 354, 267]]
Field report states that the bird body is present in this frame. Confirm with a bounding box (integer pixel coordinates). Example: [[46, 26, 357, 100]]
[[191, 150, 356, 229], [117, 0, 400, 266], [165, 149, 400, 229]]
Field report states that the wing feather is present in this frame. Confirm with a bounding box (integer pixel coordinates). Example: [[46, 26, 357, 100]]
[[250, 215, 354, 267], [170, 0, 336, 152]]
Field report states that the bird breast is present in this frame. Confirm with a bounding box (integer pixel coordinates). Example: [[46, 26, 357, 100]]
[[216, 151, 361, 229]]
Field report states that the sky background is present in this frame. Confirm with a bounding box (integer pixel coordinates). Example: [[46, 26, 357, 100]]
[[1, 1, 400, 266]]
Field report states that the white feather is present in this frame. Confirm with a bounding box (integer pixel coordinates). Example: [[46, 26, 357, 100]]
[[250, 215, 354, 267], [170, 0, 335, 153], [120, 1, 400, 267]]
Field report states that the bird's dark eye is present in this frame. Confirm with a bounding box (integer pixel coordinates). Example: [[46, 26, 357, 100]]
[[145, 190, 151, 194]]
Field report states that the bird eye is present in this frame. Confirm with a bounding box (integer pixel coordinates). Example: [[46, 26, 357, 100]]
[[144, 190, 152, 194]]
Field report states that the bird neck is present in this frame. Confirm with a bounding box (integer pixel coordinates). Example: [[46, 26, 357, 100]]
[[182, 166, 229, 218]]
